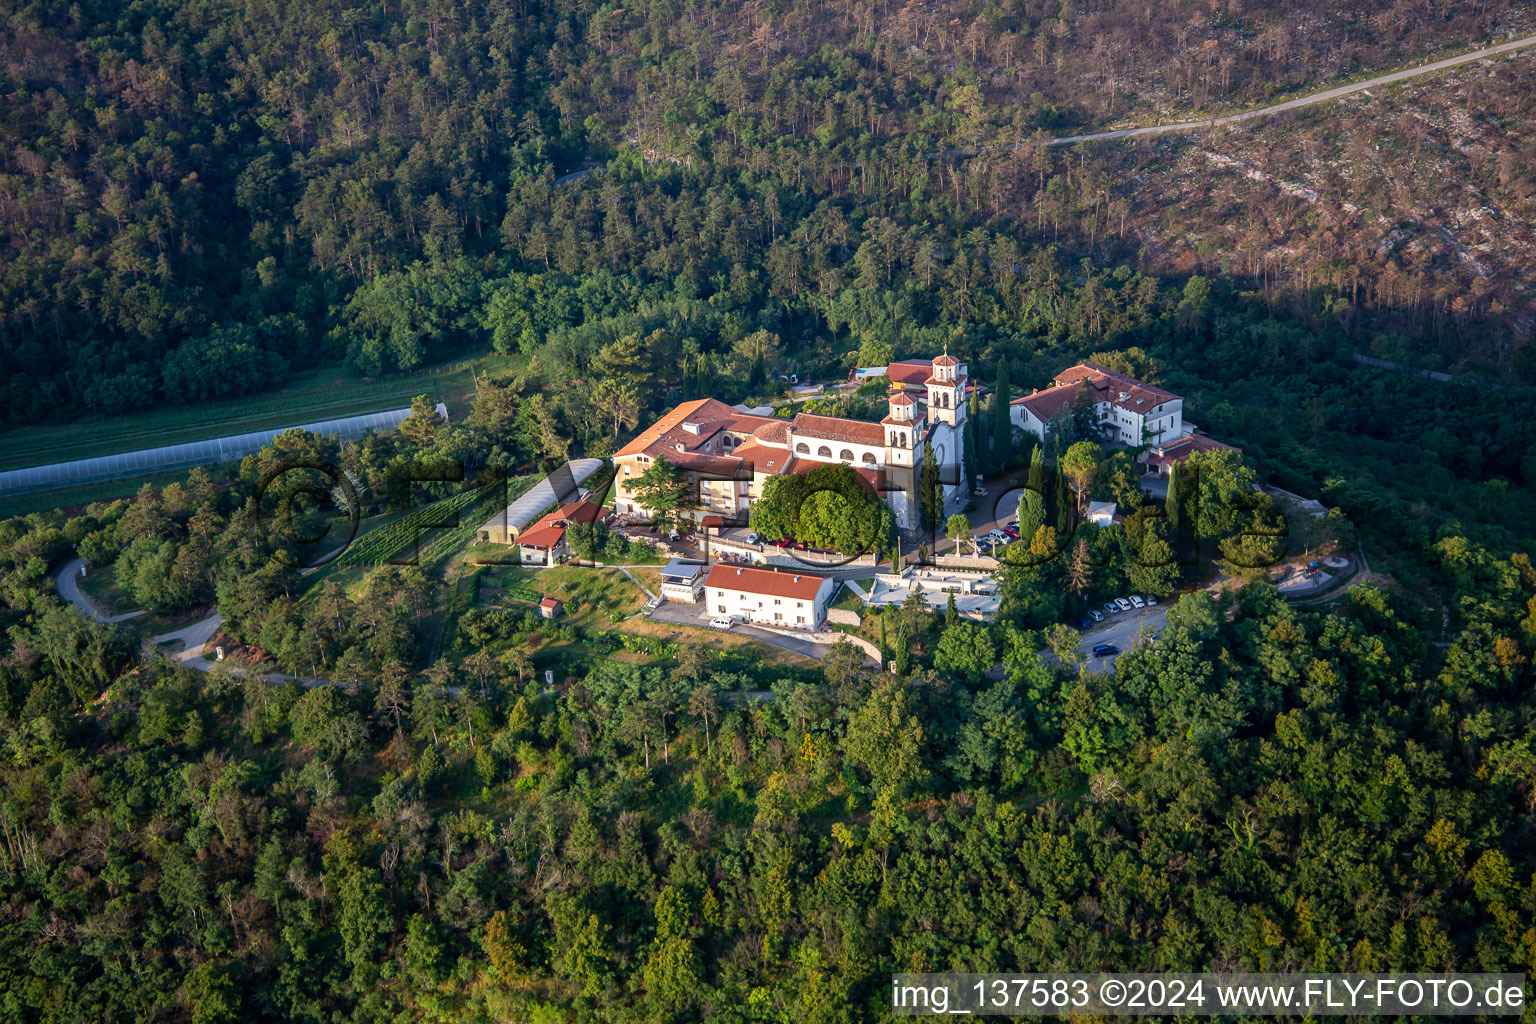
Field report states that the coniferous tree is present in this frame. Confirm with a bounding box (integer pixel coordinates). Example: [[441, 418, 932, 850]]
[[1027, 443, 1047, 495], [963, 393, 979, 490], [992, 358, 1012, 470], [1052, 459, 1071, 533], [891, 624, 912, 676], [919, 441, 944, 535]]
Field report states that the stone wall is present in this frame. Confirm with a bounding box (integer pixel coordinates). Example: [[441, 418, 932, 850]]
[[935, 554, 999, 570], [826, 608, 862, 626]]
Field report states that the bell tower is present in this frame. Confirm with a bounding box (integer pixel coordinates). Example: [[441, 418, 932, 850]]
[[927, 350, 963, 428], [883, 388, 924, 531]]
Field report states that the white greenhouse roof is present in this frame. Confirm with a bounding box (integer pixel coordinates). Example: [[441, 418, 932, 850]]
[[479, 459, 605, 536]]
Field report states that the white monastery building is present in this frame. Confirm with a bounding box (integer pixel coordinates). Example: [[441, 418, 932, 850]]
[[1010, 362, 1236, 475]]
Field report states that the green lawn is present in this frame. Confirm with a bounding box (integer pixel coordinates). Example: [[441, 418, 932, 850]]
[[0, 351, 520, 474]]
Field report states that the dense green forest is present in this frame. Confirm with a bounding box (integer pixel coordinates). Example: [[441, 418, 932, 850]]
[[2, 0, 1532, 422], [1, 433, 1535, 1021], [4, 0, 1536, 1020]]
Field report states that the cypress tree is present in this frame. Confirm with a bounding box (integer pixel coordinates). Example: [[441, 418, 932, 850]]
[[892, 624, 912, 675], [1052, 460, 1071, 532], [1027, 442, 1046, 495], [992, 357, 1012, 470], [1165, 463, 1182, 536], [919, 440, 942, 534], [963, 393, 979, 491]]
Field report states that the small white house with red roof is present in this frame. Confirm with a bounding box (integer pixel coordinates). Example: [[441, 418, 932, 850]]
[[516, 499, 605, 566]]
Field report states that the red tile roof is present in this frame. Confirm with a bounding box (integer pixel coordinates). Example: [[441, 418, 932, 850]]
[[732, 437, 793, 475], [1011, 385, 1081, 423], [517, 499, 604, 549], [790, 412, 887, 447], [518, 525, 566, 549], [1146, 433, 1241, 464], [1013, 363, 1180, 421], [615, 398, 779, 460], [753, 421, 791, 444], [1052, 363, 1179, 410], [886, 360, 934, 386], [705, 563, 831, 600]]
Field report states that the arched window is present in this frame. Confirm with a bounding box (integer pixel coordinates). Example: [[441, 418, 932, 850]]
[[795, 443, 809, 454], [889, 433, 898, 446], [861, 452, 877, 465], [817, 446, 833, 458], [901, 432, 909, 447], [839, 448, 854, 462]]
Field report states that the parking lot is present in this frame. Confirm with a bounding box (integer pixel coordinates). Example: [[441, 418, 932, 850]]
[[1077, 602, 1169, 673]]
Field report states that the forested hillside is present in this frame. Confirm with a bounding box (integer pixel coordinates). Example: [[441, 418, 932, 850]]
[[1, 477, 1535, 1021], [2, 0, 1531, 423]]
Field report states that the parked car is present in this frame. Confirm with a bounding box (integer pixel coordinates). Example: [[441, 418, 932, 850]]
[[1092, 643, 1120, 658], [1089, 609, 1104, 622], [1115, 597, 1133, 612], [709, 616, 734, 629], [1077, 616, 1093, 630], [1146, 595, 1158, 605], [747, 531, 761, 544], [1003, 525, 1020, 539], [1129, 595, 1145, 609], [1104, 602, 1120, 614]]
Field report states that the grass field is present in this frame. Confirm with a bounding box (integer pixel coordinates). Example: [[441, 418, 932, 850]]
[[0, 467, 199, 519], [0, 351, 522, 474]]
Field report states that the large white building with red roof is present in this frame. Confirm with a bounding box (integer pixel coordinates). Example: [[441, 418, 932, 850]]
[[1009, 362, 1236, 475], [613, 353, 969, 532], [704, 563, 838, 628]]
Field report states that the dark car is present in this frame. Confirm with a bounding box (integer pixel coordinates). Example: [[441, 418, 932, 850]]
[[1091, 643, 1120, 658], [1077, 616, 1093, 629]]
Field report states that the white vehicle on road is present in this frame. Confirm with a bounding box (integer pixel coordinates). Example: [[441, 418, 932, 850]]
[[1089, 609, 1104, 622], [1129, 595, 1145, 609], [1115, 597, 1133, 612], [709, 616, 734, 629], [1104, 602, 1119, 614]]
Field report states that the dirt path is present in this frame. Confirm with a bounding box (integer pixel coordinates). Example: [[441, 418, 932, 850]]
[[934, 34, 1536, 158]]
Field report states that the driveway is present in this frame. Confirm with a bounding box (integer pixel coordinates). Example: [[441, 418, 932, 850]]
[[149, 613, 224, 664], [56, 557, 146, 624], [1077, 602, 1168, 673], [647, 599, 838, 661]]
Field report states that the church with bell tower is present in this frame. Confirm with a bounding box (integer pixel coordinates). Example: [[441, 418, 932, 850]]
[[613, 351, 969, 537]]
